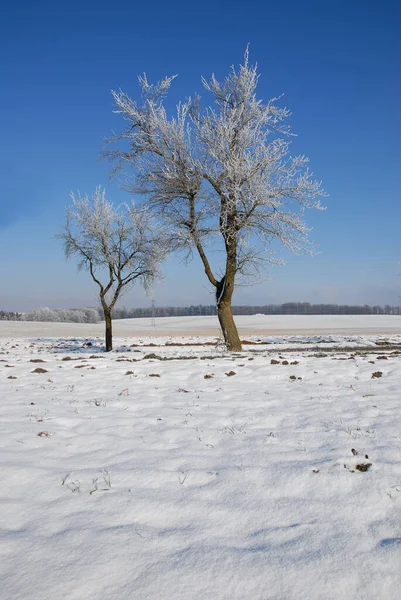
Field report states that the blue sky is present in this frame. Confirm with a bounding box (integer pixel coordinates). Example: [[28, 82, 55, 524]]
[[0, 0, 400, 311]]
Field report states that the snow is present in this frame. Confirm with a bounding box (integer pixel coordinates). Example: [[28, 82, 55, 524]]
[[1, 316, 401, 599], [1, 314, 401, 338]]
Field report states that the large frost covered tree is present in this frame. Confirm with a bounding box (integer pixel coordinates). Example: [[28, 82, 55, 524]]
[[57, 188, 165, 351], [106, 50, 325, 351]]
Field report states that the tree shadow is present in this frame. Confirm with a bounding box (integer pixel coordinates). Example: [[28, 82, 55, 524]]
[[379, 538, 401, 547]]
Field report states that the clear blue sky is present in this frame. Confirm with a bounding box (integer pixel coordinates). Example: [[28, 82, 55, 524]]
[[1, 0, 400, 311]]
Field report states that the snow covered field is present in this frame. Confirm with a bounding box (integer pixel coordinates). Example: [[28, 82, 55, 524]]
[[1, 314, 401, 338], [1, 317, 401, 599]]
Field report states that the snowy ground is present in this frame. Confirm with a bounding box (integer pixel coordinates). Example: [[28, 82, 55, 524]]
[[1, 317, 401, 599], [1, 314, 401, 338]]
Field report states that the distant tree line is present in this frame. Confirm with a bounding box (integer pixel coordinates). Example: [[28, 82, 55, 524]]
[[108, 302, 401, 319], [109, 305, 218, 319], [232, 303, 401, 316], [26, 307, 101, 323], [20, 307, 100, 323], [1, 303, 400, 323], [0, 310, 23, 321]]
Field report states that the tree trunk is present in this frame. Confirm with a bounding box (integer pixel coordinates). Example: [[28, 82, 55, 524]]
[[216, 277, 242, 351], [217, 302, 242, 351], [104, 311, 113, 352]]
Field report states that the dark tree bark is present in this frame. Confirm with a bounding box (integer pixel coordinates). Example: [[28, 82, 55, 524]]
[[104, 311, 113, 352], [217, 299, 242, 352], [215, 250, 242, 352]]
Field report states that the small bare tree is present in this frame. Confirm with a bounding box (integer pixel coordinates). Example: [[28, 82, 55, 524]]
[[57, 187, 165, 351], [106, 49, 326, 351]]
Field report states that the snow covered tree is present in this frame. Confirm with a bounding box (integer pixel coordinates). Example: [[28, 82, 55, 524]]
[[23, 306, 101, 323], [57, 187, 165, 351], [106, 49, 326, 351]]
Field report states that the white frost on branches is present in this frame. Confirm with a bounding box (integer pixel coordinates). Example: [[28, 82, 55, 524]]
[[57, 187, 166, 313], [105, 49, 327, 350], [107, 48, 326, 284]]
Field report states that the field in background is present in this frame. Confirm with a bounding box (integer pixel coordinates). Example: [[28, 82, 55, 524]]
[[1, 314, 401, 339]]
